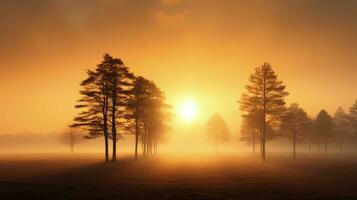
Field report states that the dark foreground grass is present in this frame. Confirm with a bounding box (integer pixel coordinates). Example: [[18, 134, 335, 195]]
[[0, 154, 357, 200]]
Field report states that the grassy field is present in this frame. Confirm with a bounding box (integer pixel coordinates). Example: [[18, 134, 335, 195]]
[[0, 153, 357, 199]]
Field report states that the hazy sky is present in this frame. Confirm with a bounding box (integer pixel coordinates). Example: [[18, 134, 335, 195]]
[[0, 0, 357, 135]]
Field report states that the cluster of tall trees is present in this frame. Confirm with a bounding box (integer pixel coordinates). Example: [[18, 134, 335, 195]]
[[239, 63, 357, 161], [71, 54, 171, 162], [128, 76, 172, 159], [239, 63, 288, 161]]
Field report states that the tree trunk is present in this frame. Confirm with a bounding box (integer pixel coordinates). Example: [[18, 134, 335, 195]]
[[309, 143, 311, 153], [149, 138, 152, 156], [145, 129, 149, 157], [141, 129, 145, 156], [134, 119, 139, 159], [339, 138, 343, 153], [292, 115, 296, 160], [111, 92, 117, 162], [318, 143, 320, 153], [259, 112, 263, 159], [112, 133, 117, 161], [104, 98, 109, 163], [324, 139, 327, 154], [143, 127, 147, 157], [262, 109, 266, 162], [293, 130, 296, 160], [104, 128, 109, 163], [262, 73, 267, 162]]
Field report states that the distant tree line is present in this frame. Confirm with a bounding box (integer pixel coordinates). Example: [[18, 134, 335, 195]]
[[239, 63, 357, 161], [71, 54, 172, 162]]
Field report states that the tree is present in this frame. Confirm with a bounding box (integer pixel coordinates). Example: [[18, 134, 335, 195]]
[[127, 76, 148, 159], [314, 110, 333, 154], [103, 54, 134, 161], [240, 63, 288, 161], [71, 54, 170, 161], [142, 81, 172, 156], [127, 77, 172, 158], [280, 103, 311, 159], [71, 61, 111, 162], [333, 107, 352, 153], [240, 112, 260, 155], [206, 113, 230, 155], [350, 100, 357, 136], [59, 128, 82, 154]]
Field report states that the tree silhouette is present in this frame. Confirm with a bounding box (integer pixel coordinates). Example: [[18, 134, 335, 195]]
[[71, 61, 111, 162], [71, 54, 170, 161], [333, 107, 352, 153], [350, 100, 357, 136], [60, 128, 82, 154], [240, 63, 288, 161], [127, 77, 172, 158], [127, 76, 148, 159], [314, 110, 333, 154], [71, 54, 135, 162], [240, 112, 260, 155], [280, 103, 311, 159], [206, 113, 230, 155], [103, 54, 134, 161], [142, 81, 172, 156]]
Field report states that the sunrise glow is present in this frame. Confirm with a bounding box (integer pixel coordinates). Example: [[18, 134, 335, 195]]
[[180, 100, 198, 121]]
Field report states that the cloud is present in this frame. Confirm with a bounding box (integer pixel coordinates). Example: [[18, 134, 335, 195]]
[[155, 9, 188, 27]]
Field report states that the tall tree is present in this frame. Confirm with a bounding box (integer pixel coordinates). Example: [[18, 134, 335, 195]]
[[350, 100, 357, 136], [127, 78, 172, 158], [206, 113, 230, 155], [103, 54, 134, 161], [240, 63, 288, 161], [127, 76, 148, 159], [333, 107, 352, 153], [71, 62, 111, 162], [280, 103, 311, 159], [143, 81, 172, 156], [314, 110, 333, 154]]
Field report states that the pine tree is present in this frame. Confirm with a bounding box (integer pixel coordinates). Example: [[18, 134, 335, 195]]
[[127, 76, 149, 159], [127, 77, 172, 158], [350, 100, 357, 136], [71, 63, 111, 162], [280, 103, 311, 159], [144, 81, 172, 156], [314, 110, 333, 154], [240, 63, 288, 161], [102, 54, 134, 161], [333, 107, 352, 153], [71, 54, 134, 162], [240, 111, 260, 155]]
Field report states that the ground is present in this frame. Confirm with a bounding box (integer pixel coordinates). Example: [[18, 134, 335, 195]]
[[0, 153, 357, 200]]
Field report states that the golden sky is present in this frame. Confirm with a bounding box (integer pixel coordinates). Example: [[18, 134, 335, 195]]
[[0, 0, 357, 135]]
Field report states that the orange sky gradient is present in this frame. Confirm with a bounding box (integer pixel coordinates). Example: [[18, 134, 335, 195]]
[[0, 0, 357, 137]]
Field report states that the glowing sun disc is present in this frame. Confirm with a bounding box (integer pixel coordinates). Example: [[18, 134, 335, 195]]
[[180, 101, 197, 120]]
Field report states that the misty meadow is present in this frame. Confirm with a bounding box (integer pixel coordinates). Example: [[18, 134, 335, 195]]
[[1, 0, 357, 200]]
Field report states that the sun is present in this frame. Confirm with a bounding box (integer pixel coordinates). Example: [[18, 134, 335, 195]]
[[180, 100, 198, 121]]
